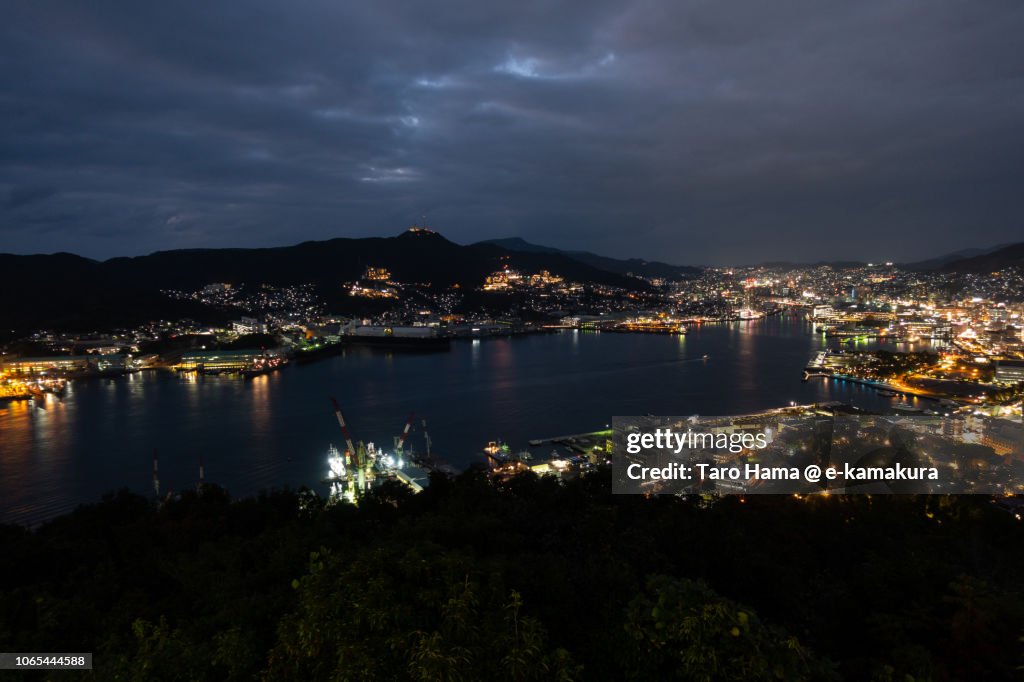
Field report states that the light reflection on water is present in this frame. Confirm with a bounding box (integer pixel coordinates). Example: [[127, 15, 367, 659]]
[[0, 315, 896, 526]]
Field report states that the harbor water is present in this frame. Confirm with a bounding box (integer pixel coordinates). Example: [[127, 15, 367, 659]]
[[0, 314, 919, 525]]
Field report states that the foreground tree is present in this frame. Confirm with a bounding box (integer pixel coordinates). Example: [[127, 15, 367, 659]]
[[622, 575, 836, 681], [266, 545, 580, 681]]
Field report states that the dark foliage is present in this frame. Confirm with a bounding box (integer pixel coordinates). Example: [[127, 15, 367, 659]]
[[1, 473, 1022, 680]]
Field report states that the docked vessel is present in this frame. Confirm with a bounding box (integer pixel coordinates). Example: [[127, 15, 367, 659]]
[[324, 444, 349, 501], [344, 325, 451, 351], [483, 440, 513, 468], [482, 440, 535, 476], [605, 319, 686, 335], [323, 440, 433, 503], [241, 355, 287, 378], [293, 341, 345, 363]]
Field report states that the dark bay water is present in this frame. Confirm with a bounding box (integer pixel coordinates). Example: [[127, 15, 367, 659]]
[[1, 314, 908, 525]]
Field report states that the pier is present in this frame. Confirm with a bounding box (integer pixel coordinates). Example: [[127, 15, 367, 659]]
[[528, 429, 612, 455]]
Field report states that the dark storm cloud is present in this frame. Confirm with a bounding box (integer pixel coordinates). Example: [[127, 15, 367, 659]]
[[1, 0, 1022, 264], [6, 186, 58, 209]]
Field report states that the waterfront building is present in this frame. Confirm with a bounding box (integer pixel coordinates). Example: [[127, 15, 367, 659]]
[[2, 356, 92, 375], [994, 359, 1024, 385], [176, 349, 279, 372]]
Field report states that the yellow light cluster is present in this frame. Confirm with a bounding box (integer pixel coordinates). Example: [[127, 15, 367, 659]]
[[363, 266, 391, 281], [483, 268, 566, 291]]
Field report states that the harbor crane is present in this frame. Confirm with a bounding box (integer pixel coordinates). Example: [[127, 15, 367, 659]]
[[329, 396, 371, 497], [393, 412, 415, 458], [422, 417, 432, 458], [324, 399, 451, 504], [329, 396, 358, 465]]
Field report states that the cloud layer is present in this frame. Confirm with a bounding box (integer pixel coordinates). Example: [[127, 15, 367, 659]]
[[2, 1, 1022, 264]]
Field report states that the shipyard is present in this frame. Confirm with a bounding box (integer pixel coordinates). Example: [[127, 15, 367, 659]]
[[316, 398, 609, 504]]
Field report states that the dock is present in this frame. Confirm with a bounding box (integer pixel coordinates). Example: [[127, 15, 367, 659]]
[[805, 351, 829, 372], [528, 430, 612, 455]]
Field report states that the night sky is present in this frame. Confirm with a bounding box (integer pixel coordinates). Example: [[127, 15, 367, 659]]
[[3, 1, 1023, 265]]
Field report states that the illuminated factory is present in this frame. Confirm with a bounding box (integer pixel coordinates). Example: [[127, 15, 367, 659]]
[[2, 355, 131, 376], [322, 400, 440, 504], [174, 349, 284, 374], [2, 356, 93, 375]]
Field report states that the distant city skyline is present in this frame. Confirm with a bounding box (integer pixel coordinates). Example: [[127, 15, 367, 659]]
[[2, 1, 1023, 264]]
